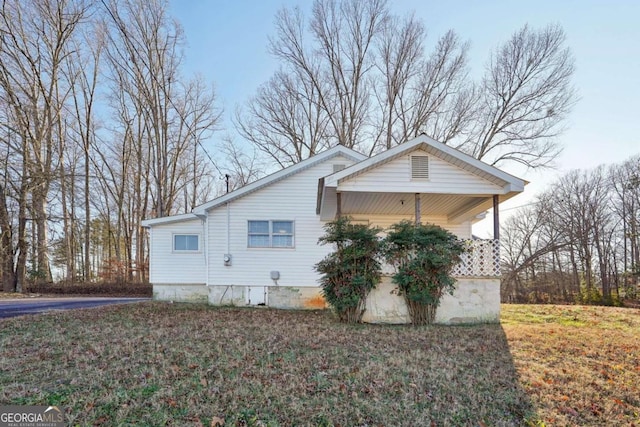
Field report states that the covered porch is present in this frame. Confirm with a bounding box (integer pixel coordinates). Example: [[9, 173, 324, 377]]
[[316, 136, 526, 323], [319, 190, 504, 279]]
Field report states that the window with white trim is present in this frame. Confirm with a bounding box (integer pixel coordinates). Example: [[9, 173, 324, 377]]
[[173, 234, 199, 252], [248, 220, 294, 248]]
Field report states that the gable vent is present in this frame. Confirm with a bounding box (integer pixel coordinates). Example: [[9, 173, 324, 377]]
[[411, 155, 429, 179], [333, 164, 346, 173]]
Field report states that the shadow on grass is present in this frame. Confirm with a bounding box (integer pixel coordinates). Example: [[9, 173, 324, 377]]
[[485, 324, 540, 425], [353, 321, 541, 426], [0, 303, 538, 426]]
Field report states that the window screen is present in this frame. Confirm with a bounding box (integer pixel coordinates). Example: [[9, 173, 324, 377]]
[[174, 234, 199, 251], [248, 220, 294, 248]]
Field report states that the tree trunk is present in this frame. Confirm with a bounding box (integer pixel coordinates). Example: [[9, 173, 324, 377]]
[[0, 184, 16, 292], [33, 184, 52, 282]]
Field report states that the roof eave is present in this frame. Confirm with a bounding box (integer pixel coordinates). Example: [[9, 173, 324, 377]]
[[194, 145, 366, 214], [328, 135, 528, 189], [141, 212, 200, 227]]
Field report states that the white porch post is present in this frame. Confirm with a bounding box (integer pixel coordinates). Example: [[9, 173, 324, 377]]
[[415, 193, 421, 225], [493, 194, 500, 240], [336, 192, 342, 219]]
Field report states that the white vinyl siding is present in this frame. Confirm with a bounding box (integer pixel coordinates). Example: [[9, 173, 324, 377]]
[[338, 149, 504, 194], [148, 219, 206, 284], [207, 155, 357, 288]]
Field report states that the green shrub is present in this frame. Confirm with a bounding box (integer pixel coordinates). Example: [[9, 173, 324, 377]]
[[384, 221, 465, 325], [576, 286, 624, 307], [315, 217, 382, 323]]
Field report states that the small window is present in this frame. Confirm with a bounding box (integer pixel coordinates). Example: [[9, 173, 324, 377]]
[[333, 164, 346, 173], [248, 220, 294, 248], [174, 234, 199, 251], [411, 155, 429, 180]]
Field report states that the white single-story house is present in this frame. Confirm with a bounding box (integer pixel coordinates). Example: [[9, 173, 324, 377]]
[[141, 134, 526, 324]]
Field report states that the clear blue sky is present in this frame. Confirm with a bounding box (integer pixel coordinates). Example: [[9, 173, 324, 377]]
[[168, 0, 640, 233]]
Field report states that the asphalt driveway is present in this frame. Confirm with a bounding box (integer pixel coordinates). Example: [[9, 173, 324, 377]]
[[0, 297, 150, 319]]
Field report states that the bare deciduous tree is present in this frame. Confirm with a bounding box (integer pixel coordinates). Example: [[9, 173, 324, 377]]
[[502, 157, 640, 305], [0, 0, 221, 290], [501, 202, 569, 302], [237, 0, 388, 165], [235, 71, 330, 168], [219, 137, 267, 193], [460, 24, 577, 168], [395, 29, 474, 150], [0, 0, 90, 287], [100, 0, 221, 280], [371, 13, 424, 151], [66, 21, 104, 280], [239, 1, 576, 172]]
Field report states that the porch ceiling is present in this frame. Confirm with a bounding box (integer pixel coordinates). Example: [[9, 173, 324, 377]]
[[340, 192, 492, 220]]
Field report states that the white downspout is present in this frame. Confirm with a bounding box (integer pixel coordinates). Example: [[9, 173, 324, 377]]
[[226, 202, 231, 255], [202, 217, 207, 270]]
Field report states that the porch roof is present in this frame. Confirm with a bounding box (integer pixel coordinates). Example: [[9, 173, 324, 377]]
[[317, 134, 527, 222]]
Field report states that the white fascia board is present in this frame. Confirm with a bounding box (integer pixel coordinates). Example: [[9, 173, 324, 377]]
[[422, 136, 527, 189], [193, 145, 366, 214], [324, 140, 423, 187], [141, 212, 200, 227], [503, 182, 526, 193], [325, 134, 527, 191]]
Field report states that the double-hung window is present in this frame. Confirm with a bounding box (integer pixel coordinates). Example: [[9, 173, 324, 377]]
[[173, 234, 199, 252], [248, 220, 294, 248]]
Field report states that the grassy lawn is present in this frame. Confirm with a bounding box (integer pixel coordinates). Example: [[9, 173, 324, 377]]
[[0, 303, 638, 426]]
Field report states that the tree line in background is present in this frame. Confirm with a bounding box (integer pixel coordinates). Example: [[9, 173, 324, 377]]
[[0, 0, 577, 292], [0, 0, 223, 291], [501, 155, 640, 305]]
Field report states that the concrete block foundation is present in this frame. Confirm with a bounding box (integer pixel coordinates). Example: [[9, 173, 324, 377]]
[[154, 278, 499, 325], [152, 283, 208, 302], [362, 276, 500, 324], [208, 285, 246, 306], [268, 286, 328, 309]]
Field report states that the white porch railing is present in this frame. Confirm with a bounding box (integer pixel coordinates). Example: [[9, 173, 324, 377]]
[[380, 239, 501, 278], [452, 239, 501, 278]]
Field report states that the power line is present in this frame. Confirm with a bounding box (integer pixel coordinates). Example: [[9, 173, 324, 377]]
[[500, 201, 541, 212]]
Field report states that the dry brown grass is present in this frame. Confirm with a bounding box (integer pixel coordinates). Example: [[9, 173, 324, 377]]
[[0, 302, 638, 426], [502, 304, 640, 426], [0, 292, 31, 299]]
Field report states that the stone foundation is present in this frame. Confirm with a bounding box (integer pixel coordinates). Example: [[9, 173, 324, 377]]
[[155, 279, 500, 325], [435, 278, 500, 324], [362, 276, 500, 324], [153, 283, 208, 302], [208, 285, 246, 306], [362, 279, 409, 324], [268, 286, 328, 309], [205, 285, 327, 309]]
